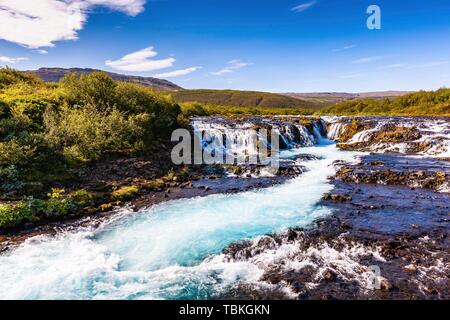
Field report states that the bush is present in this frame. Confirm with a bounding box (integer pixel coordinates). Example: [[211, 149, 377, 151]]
[[0, 68, 42, 89], [111, 186, 140, 201], [0, 200, 43, 228], [0, 165, 24, 192], [43, 104, 138, 162], [69, 189, 97, 208], [0, 140, 36, 166], [0, 100, 10, 119], [58, 72, 117, 111]]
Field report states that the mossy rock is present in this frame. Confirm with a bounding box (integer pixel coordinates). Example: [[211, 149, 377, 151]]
[[110, 186, 140, 202]]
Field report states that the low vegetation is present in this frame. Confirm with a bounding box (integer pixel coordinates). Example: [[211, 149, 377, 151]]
[[0, 68, 181, 229], [172, 89, 319, 110], [318, 88, 450, 116]]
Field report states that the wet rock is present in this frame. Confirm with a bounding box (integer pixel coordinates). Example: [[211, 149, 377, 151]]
[[322, 269, 338, 282], [378, 277, 393, 292], [404, 264, 417, 273], [322, 193, 352, 202]]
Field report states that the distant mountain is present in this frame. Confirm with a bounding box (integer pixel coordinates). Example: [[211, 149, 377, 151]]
[[28, 67, 182, 91], [283, 91, 412, 105], [172, 89, 321, 110]]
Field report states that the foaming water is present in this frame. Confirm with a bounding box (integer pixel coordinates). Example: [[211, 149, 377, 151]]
[[0, 142, 359, 300]]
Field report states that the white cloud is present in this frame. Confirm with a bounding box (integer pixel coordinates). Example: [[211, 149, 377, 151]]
[[332, 45, 356, 52], [0, 55, 28, 64], [211, 59, 251, 76], [292, 1, 317, 13], [36, 49, 48, 55], [0, 0, 146, 48], [352, 56, 383, 64], [376, 61, 449, 70], [407, 61, 449, 69], [153, 66, 202, 78], [105, 47, 175, 72], [377, 64, 406, 70], [340, 73, 364, 79]]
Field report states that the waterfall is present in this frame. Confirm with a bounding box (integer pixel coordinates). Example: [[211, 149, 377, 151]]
[[326, 122, 347, 140], [192, 118, 324, 159]]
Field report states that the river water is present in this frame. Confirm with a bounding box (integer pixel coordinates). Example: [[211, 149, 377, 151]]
[[0, 134, 361, 299]]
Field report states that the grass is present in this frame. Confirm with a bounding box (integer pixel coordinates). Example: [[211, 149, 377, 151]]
[[172, 89, 320, 110], [317, 88, 450, 116]]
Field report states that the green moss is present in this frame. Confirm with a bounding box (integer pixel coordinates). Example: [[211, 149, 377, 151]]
[[111, 186, 140, 202], [142, 179, 166, 191]]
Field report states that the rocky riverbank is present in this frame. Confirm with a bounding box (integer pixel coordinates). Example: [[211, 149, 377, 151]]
[[1, 115, 449, 300], [216, 116, 450, 300]]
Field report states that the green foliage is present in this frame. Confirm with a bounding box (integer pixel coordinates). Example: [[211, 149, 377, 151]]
[[143, 179, 166, 191], [179, 102, 313, 118], [59, 72, 118, 111], [69, 189, 98, 208], [318, 88, 450, 116], [43, 104, 139, 162], [0, 68, 183, 229], [0, 68, 42, 89], [0, 194, 76, 229], [111, 186, 140, 201], [172, 89, 319, 110], [0, 165, 24, 192], [0, 139, 36, 166], [0, 100, 10, 119]]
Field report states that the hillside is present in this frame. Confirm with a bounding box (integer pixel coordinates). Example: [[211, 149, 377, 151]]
[[284, 91, 411, 105], [317, 88, 450, 116], [28, 67, 182, 91], [172, 89, 320, 110]]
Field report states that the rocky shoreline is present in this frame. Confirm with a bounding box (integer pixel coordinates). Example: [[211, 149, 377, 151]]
[[219, 152, 449, 299]]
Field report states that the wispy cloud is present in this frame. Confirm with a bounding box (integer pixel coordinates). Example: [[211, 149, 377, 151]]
[[292, 1, 317, 13], [406, 61, 449, 69], [105, 46, 175, 72], [211, 59, 251, 76], [352, 56, 383, 64], [0, 55, 28, 64], [153, 66, 202, 78], [377, 61, 449, 70], [36, 49, 48, 55], [340, 73, 365, 79], [377, 63, 407, 70], [0, 0, 146, 48], [332, 45, 356, 52]]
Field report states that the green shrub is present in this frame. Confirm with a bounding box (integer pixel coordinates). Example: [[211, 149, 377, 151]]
[[0, 68, 42, 89], [59, 72, 117, 111], [0, 140, 36, 166], [0, 200, 42, 228], [69, 189, 97, 208], [111, 186, 140, 201], [0, 100, 10, 119], [43, 104, 136, 162], [0, 165, 24, 192]]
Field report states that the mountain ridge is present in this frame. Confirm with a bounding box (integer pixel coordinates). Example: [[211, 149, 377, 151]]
[[27, 67, 183, 91]]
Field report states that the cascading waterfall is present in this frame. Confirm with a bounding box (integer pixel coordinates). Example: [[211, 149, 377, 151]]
[[192, 117, 325, 157], [0, 118, 359, 300]]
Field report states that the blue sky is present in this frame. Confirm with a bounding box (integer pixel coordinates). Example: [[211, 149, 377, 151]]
[[1, 0, 450, 92]]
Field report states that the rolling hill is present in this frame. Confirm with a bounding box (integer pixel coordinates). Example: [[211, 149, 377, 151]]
[[284, 91, 411, 105], [172, 89, 320, 110]]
